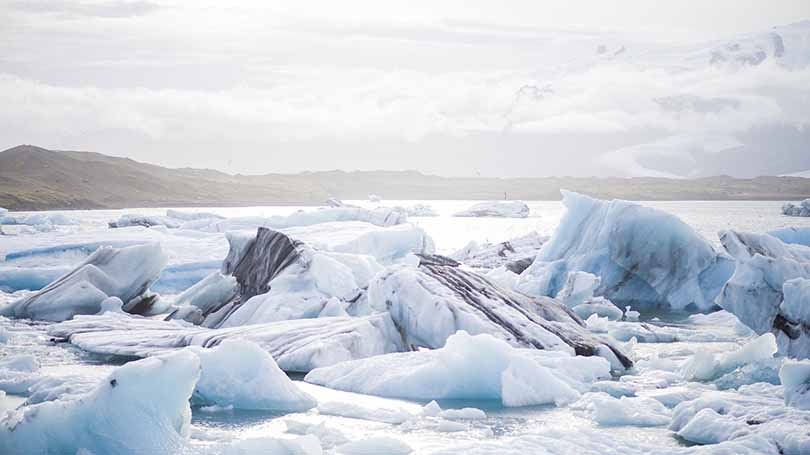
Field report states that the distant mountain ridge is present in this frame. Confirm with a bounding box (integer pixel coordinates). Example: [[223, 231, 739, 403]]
[[1, 145, 809, 211]]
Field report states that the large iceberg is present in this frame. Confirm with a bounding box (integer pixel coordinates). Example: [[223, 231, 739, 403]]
[[781, 199, 810, 217], [368, 254, 632, 369], [454, 201, 530, 218], [717, 230, 810, 358], [0, 351, 199, 455], [0, 243, 167, 321], [49, 312, 404, 372], [517, 191, 734, 311], [305, 331, 609, 406]]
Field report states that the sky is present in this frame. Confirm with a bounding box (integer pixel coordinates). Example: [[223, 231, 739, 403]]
[[1, 0, 809, 178]]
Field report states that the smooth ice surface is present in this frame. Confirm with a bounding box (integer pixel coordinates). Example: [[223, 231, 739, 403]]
[[517, 191, 734, 311], [0, 351, 199, 455], [190, 339, 316, 411], [305, 331, 609, 406], [768, 227, 810, 246], [453, 201, 530, 218], [780, 360, 810, 410], [0, 243, 166, 321]]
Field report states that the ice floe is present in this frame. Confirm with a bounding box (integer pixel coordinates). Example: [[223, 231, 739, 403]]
[[453, 201, 530, 218], [305, 331, 609, 406], [49, 312, 404, 372], [190, 339, 316, 411]]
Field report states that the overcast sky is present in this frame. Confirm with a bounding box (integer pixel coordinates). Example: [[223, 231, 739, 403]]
[[1, 0, 809, 177]]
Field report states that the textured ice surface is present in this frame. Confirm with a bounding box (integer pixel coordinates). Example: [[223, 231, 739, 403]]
[[572, 392, 671, 426], [49, 312, 404, 372], [0, 243, 166, 321], [517, 192, 734, 311], [368, 256, 632, 368], [450, 231, 547, 270], [305, 331, 609, 406], [453, 201, 530, 218], [717, 230, 810, 358]]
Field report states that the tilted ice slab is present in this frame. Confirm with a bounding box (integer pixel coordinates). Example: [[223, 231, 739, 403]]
[[781, 199, 810, 217], [180, 206, 408, 232], [517, 191, 734, 311], [453, 201, 529, 218], [451, 231, 548, 271], [305, 331, 610, 406], [49, 312, 404, 372], [0, 351, 199, 455], [368, 254, 632, 369], [0, 243, 166, 321], [717, 230, 810, 358]]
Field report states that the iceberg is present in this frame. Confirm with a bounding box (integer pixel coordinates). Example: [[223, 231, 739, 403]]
[[453, 201, 529, 218], [305, 331, 609, 406], [680, 333, 778, 381], [451, 232, 547, 270], [166, 272, 238, 325], [190, 339, 316, 411], [517, 191, 734, 311], [781, 199, 810, 217], [0, 351, 199, 455], [0, 243, 167, 321], [49, 312, 404, 372], [395, 203, 438, 217], [717, 230, 810, 358], [368, 254, 632, 369]]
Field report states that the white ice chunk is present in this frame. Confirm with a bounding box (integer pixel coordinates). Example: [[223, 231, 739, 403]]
[[769, 227, 810, 247], [0, 351, 199, 455], [305, 331, 610, 407], [572, 392, 671, 426], [0, 355, 41, 394], [781, 198, 810, 217], [681, 333, 778, 381], [190, 339, 316, 411]]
